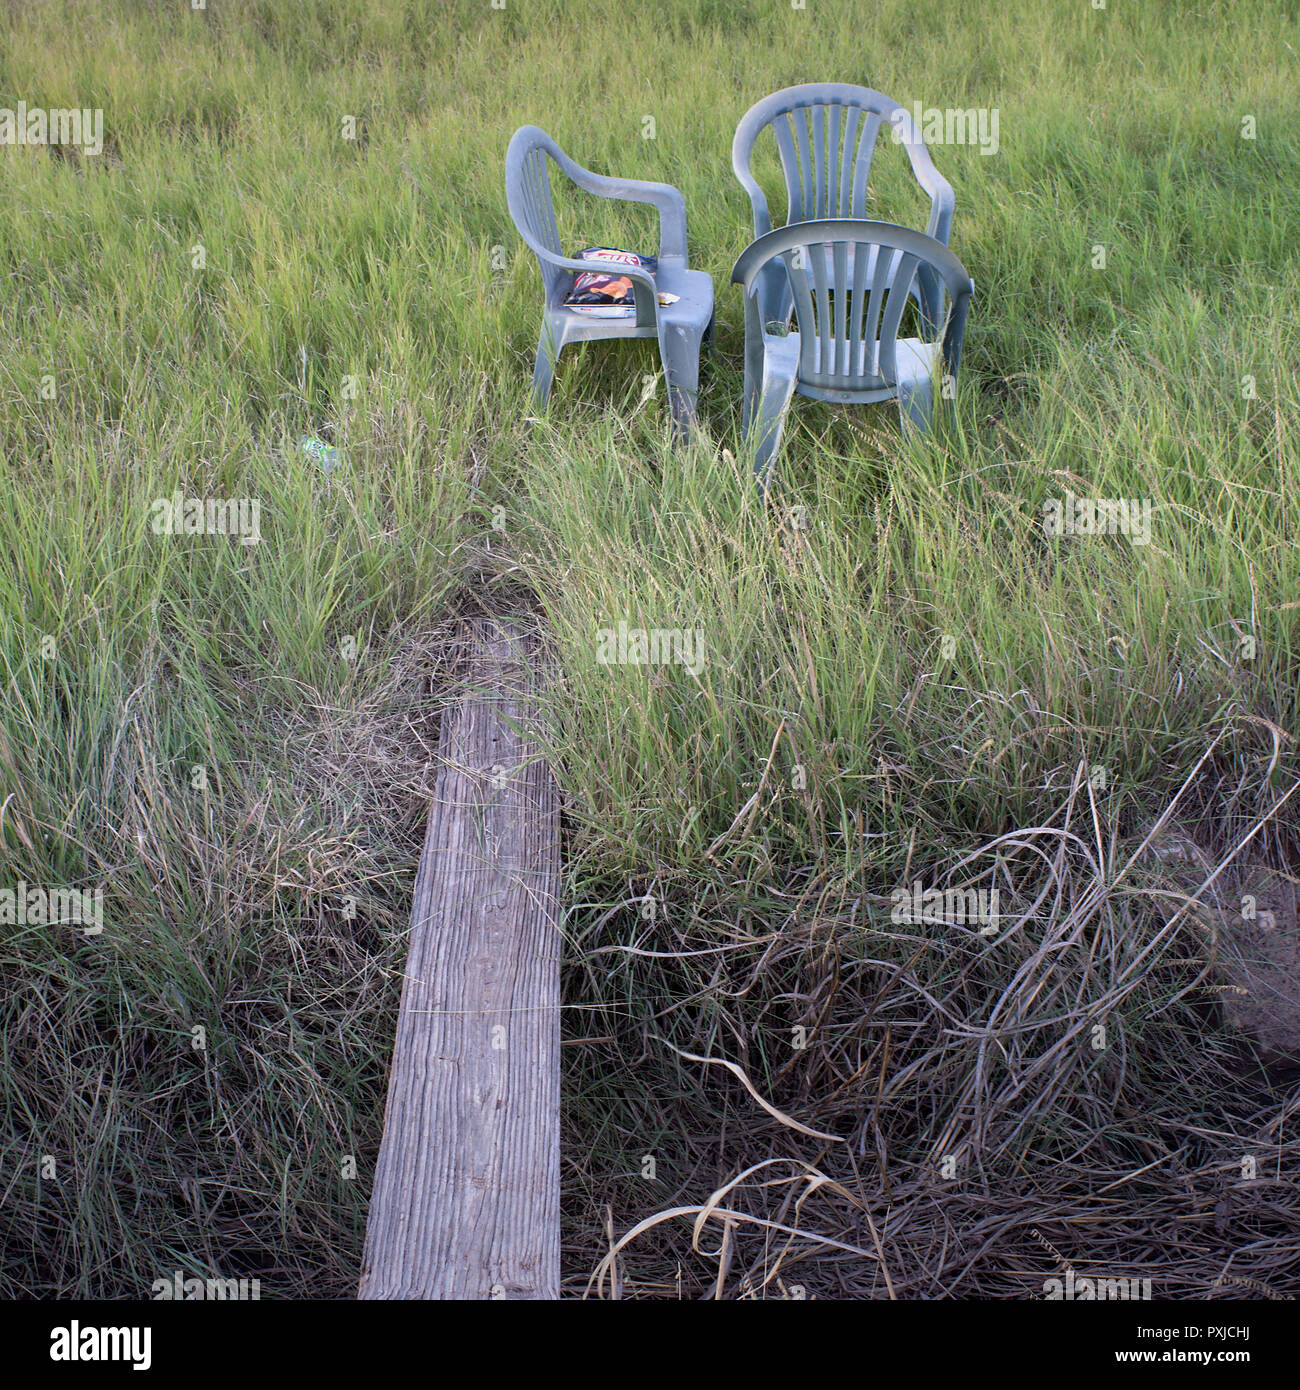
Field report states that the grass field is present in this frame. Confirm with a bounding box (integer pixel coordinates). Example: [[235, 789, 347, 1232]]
[[2, 0, 1298, 1299]]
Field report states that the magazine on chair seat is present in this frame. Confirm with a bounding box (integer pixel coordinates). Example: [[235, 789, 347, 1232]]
[[563, 247, 678, 315]]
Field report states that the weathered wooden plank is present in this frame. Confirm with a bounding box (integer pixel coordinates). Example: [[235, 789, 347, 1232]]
[[359, 619, 561, 1300]]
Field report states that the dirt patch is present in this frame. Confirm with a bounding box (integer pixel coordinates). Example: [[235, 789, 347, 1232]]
[[1133, 822, 1300, 1076], [1220, 868, 1300, 1075]]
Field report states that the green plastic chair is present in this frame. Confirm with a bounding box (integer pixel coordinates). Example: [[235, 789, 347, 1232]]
[[505, 125, 714, 438], [730, 219, 974, 487], [732, 84, 955, 335]]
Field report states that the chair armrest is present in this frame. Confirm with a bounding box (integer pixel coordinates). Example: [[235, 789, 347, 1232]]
[[923, 172, 955, 246], [887, 107, 955, 245], [731, 154, 773, 240], [547, 144, 689, 264], [730, 222, 834, 292], [941, 280, 975, 381], [531, 244, 660, 327], [731, 100, 781, 240], [885, 107, 956, 327]]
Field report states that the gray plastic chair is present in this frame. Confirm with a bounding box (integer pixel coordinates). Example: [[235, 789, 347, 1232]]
[[505, 125, 714, 438], [730, 219, 973, 487], [732, 84, 955, 335]]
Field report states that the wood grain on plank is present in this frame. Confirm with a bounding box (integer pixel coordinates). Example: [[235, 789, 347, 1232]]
[[359, 620, 561, 1299]]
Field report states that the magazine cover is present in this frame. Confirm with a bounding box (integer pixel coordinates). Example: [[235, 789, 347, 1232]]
[[563, 247, 658, 315]]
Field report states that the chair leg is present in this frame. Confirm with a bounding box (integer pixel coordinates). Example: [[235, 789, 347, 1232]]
[[740, 317, 766, 436], [750, 361, 798, 493], [897, 374, 935, 435], [756, 262, 792, 335], [658, 321, 702, 442], [531, 320, 562, 409]]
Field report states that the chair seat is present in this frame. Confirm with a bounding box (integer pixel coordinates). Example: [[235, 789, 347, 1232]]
[[654, 265, 714, 328]]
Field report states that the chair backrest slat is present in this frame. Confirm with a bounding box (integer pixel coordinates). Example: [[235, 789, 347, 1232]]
[[838, 105, 861, 217], [848, 222, 873, 376], [823, 104, 839, 220], [862, 240, 896, 378], [877, 251, 921, 385], [832, 239, 849, 372], [785, 246, 815, 379], [791, 113, 815, 223], [812, 237, 832, 377], [811, 104, 829, 219], [849, 111, 883, 218], [521, 147, 561, 255]]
